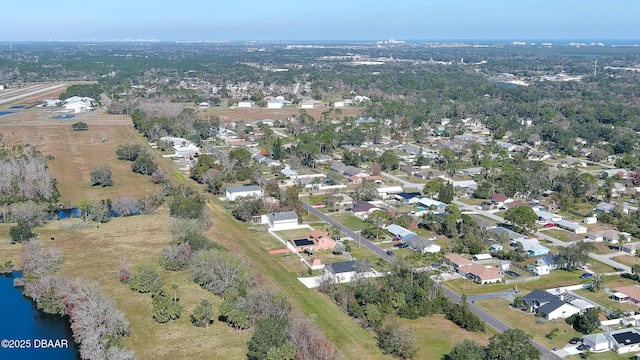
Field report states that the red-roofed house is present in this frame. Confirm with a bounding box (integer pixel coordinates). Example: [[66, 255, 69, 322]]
[[290, 230, 337, 253], [491, 193, 513, 208]]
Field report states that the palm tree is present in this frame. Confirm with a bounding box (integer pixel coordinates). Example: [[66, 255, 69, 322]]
[[588, 274, 605, 293], [329, 224, 341, 241], [171, 283, 179, 303]]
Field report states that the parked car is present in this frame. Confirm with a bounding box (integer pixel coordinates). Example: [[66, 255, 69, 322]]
[[544, 223, 554, 228], [577, 344, 591, 351], [386, 249, 394, 256], [397, 243, 409, 249], [569, 337, 582, 344], [580, 273, 593, 279]]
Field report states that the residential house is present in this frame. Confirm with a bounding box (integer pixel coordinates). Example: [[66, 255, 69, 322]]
[[451, 179, 477, 190], [613, 285, 640, 306], [290, 230, 336, 253], [266, 211, 299, 231], [520, 289, 581, 320], [418, 198, 447, 212], [516, 238, 550, 256], [334, 194, 353, 208], [237, 100, 254, 108], [470, 216, 497, 230], [595, 202, 616, 213], [405, 235, 441, 253], [394, 192, 422, 204], [225, 185, 263, 201], [533, 255, 559, 275], [473, 253, 493, 262], [457, 264, 503, 284], [553, 219, 587, 234], [352, 201, 382, 219], [376, 186, 404, 199], [386, 224, 415, 241], [610, 329, 640, 354], [300, 100, 322, 109], [582, 333, 610, 353], [488, 227, 527, 242], [323, 260, 374, 283], [527, 151, 551, 161], [491, 193, 513, 208], [445, 253, 473, 271], [622, 243, 640, 255], [534, 210, 562, 225], [589, 229, 631, 244], [458, 167, 483, 176]]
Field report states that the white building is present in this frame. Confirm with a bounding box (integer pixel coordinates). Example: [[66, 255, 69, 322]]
[[323, 260, 375, 284], [266, 211, 299, 231], [300, 100, 322, 109], [238, 100, 254, 108], [225, 185, 263, 201], [553, 219, 587, 234]]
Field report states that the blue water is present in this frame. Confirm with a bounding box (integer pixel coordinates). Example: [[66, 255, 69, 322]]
[[9, 105, 25, 109], [416, 206, 426, 211], [54, 208, 81, 219], [0, 111, 15, 117], [0, 272, 79, 359], [53, 114, 75, 119]]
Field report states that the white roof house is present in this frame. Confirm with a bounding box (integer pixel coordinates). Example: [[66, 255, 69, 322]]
[[376, 186, 404, 199], [553, 219, 587, 234], [225, 185, 263, 201], [238, 100, 254, 108], [534, 210, 562, 223], [300, 100, 322, 109]]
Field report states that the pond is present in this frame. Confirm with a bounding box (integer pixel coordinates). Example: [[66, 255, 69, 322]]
[[0, 272, 79, 359]]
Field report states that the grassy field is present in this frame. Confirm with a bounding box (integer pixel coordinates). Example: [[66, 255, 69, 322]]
[[475, 298, 577, 349], [542, 228, 583, 242], [612, 254, 640, 267], [203, 202, 390, 360], [444, 269, 585, 296], [331, 213, 369, 231], [0, 114, 166, 204]]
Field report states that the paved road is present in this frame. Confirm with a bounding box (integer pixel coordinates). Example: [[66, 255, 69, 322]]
[[304, 199, 561, 358], [0, 83, 67, 105], [441, 286, 562, 360], [301, 202, 394, 262]]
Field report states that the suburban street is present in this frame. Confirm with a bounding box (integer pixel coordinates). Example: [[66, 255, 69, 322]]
[[301, 202, 395, 262], [302, 198, 561, 358]]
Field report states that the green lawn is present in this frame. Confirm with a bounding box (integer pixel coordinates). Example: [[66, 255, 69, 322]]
[[273, 228, 315, 241], [444, 269, 584, 296], [474, 298, 577, 350], [205, 203, 389, 360], [331, 213, 369, 231], [543, 228, 583, 242]]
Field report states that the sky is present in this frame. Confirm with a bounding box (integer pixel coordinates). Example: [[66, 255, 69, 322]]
[[3, 0, 639, 42]]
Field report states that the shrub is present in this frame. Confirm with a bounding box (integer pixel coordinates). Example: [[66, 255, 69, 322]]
[[128, 265, 162, 293], [90, 166, 114, 187], [71, 122, 88, 131], [152, 289, 182, 323], [10, 221, 36, 243], [190, 299, 214, 328]]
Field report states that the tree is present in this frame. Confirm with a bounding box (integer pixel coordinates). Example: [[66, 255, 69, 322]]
[[588, 273, 605, 292], [333, 242, 345, 255], [152, 289, 182, 323], [503, 206, 538, 233], [190, 249, 255, 296], [449, 339, 486, 360], [247, 316, 293, 360], [438, 182, 454, 204], [131, 152, 158, 175], [557, 241, 594, 270], [161, 243, 193, 271], [10, 221, 36, 243], [376, 319, 418, 359], [568, 308, 601, 334], [129, 265, 163, 293], [90, 165, 114, 187], [378, 150, 400, 171], [71, 122, 88, 131], [423, 178, 445, 197], [485, 328, 540, 360], [116, 143, 144, 161], [191, 299, 215, 328]]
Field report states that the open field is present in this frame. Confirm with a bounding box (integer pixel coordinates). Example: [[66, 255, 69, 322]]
[[330, 213, 369, 231], [0, 209, 251, 360], [542, 228, 583, 242], [0, 112, 171, 204], [612, 254, 640, 267]]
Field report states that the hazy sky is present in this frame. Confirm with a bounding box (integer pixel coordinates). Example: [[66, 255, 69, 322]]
[[3, 0, 639, 41]]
